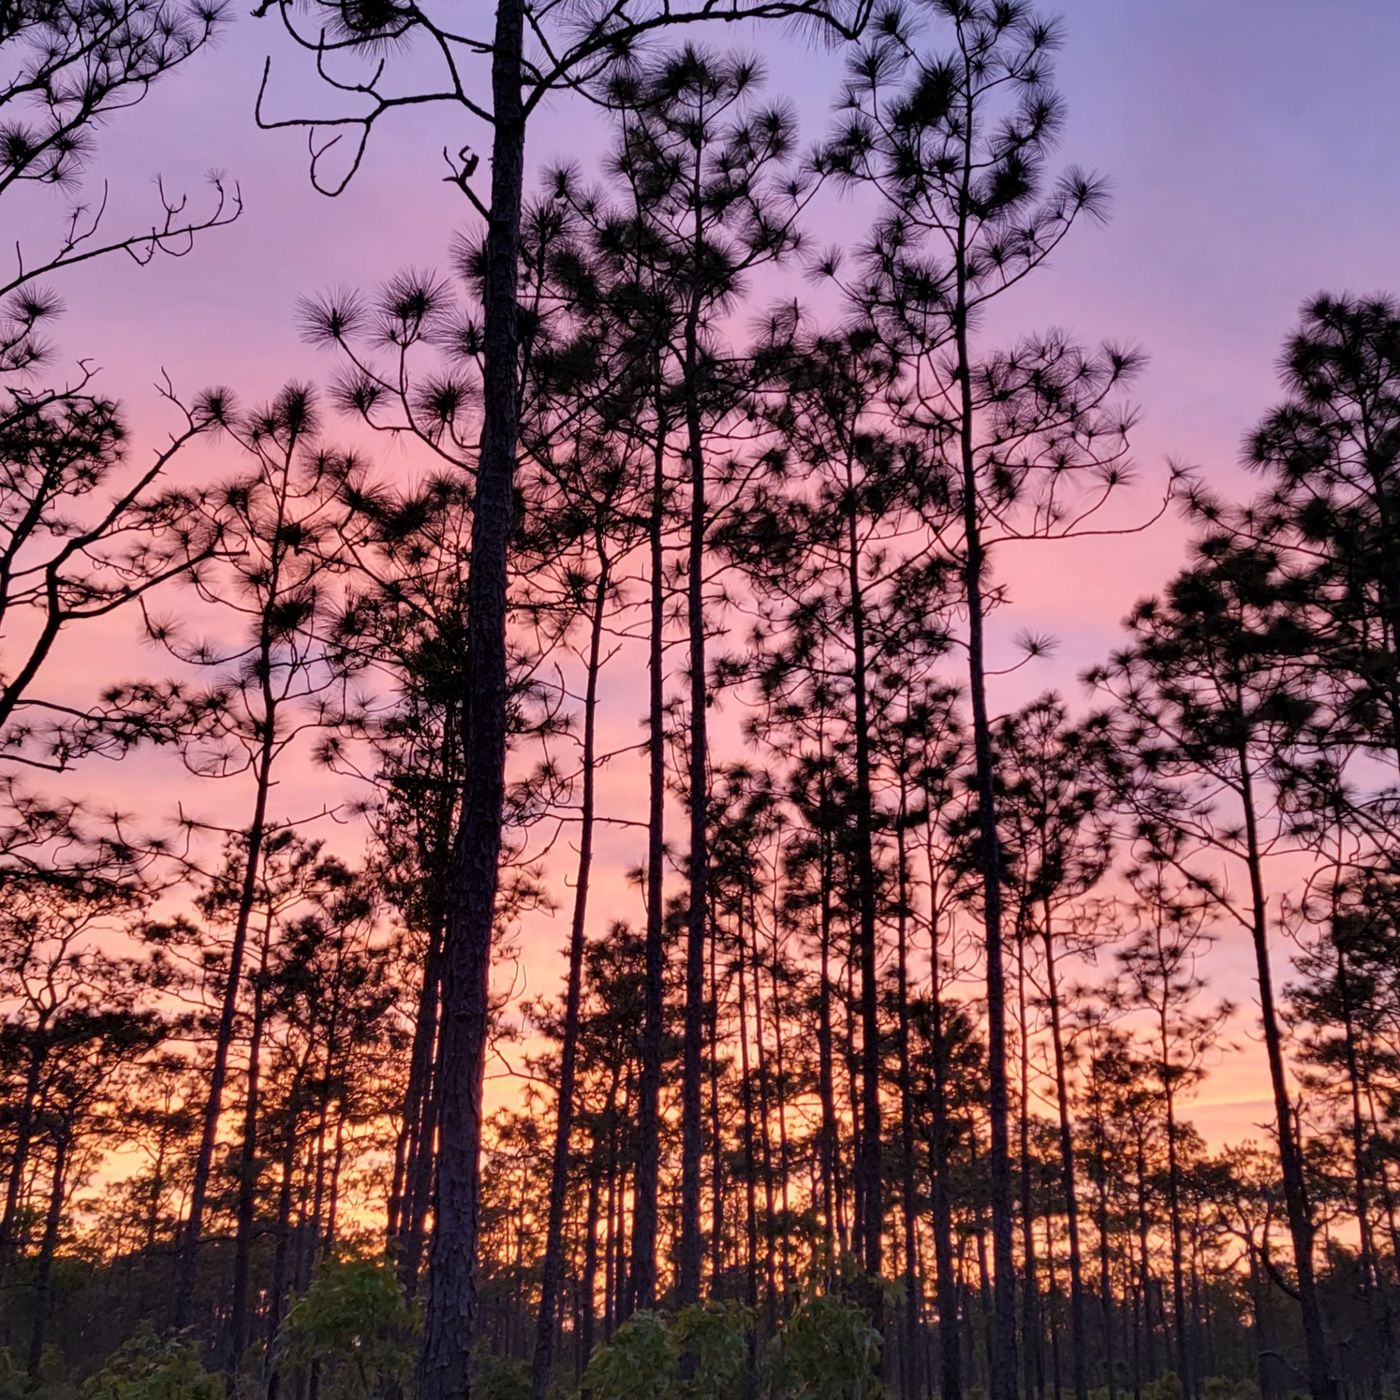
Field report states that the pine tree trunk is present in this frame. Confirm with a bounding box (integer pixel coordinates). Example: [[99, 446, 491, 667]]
[[1162, 1021, 1191, 1400], [1017, 937, 1044, 1400], [418, 0, 526, 1392], [766, 897, 794, 1301], [954, 185, 1019, 1400], [707, 917, 724, 1292], [678, 279, 709, 1309], [628, 398, 668, 1316], [817, 806, 841, 1261], [228, 914, 273, 1374], [748, 889, 779, 1326], [395, 908, 444, 1296], [1237, 750, 1336, 1400], [0, 1036, 45, 1291], [530, 553, 607, 1400], [895, 801, 920, 1399], [177, 730, 275, 1326], [845, 460, 883, 1310], [926, 828, 961, 1400], [26, 1129, 68, 1381], [737, 912, 760, 1313], [1042, 923, 1089, 1400]]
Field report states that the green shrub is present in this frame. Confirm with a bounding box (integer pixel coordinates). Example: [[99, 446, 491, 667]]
[[582, 1303, 752, 1400], [1204, 1379, 1261, 1400], [82, 1324, 220, 1400], [470, 1352, 530, 1400], [671, 1303, 751, 1400], [582, 1312, 678, 1400], [277, 1252, 418, 1400], [1143, 1375, 1182, 1400], [769, 1292, 881, 1400]]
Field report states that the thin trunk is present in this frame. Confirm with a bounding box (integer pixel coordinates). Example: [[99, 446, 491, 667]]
[[896, 796, 920, 1400], [1337, 947, 1380, 1303], [1017, 936, 1043, 1400], [1045, 1214, 1063, 1400], [927, 830, 961, 1400], [767, 894, 794, 1302], [628, 396, 668, 1316], [26, 1131, 68, 1381], [1135, 1133, 1154, 1384], [737, 912, 760, 1313], [227, 912, 274, 1375], [531, 553, 607, 1400], [749, 889, 779, 1328], [1042, 921, 1089, 1400], [264, 1086, 302, 1400], [0, 1037, 45, 1290], [1162, 1022, 1190, 1400], [1238, 747, 1334, 1400], [177, 730, 275, 1325], [397, 911, 444, 1296], [678, 257, 710, 1309], [845, 456, 884, 1305], [1091, 1076, 1117, 1400], [707, 909, 724, 1292], [580, 1136, 604, 1376], [954, 97, 1019, 1399], [817, 808, 841, 1262]]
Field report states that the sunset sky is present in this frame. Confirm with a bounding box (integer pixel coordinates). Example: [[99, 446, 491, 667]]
[[13, 0, 1400, 1147]]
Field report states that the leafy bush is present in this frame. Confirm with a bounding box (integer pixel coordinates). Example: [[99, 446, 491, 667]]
[[83, 1324, 220, 1400], [583, 1303, 751, 1400], [769, 1292, 881, 1400], [276, 1252, 418, 1400], [1143, 1376, 1183, 1400], [671, 1303, 751, 1400], [582, 1311, 678, 1400], [1204, 1379, 1261, 1400], [581, 1287, 882, 1400], [471, 1351, 530, 1400]]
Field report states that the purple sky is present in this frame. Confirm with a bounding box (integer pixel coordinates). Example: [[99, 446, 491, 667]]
[[11, 0, 1400, 1140]]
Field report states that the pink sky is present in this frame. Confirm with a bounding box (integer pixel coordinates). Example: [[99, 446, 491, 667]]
[[9, 0, 1400, 1144]]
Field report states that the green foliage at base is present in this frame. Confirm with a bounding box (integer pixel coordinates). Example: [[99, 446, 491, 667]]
[[581, 1283, 881, 1400], [81, 1324, 220, 1400], [1203, 1379, 1262, 1400], [277, 1252, 419, 1400], [470, 1351, 530, 1400], [767, 1291, 882, 1400]]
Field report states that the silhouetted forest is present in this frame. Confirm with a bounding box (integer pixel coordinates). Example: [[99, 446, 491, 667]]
[[2, 4, 1399, 1400]]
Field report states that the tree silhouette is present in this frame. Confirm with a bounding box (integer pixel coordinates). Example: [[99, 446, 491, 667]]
[[818, 4, 1145, 1391], [1, 0, 240, 768], [254, 2, 875, 1388], [1090, 539, 1335, 1400]]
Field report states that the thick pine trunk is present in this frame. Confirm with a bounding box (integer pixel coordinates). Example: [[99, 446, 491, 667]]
[[418, 1, 526, 1392]]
